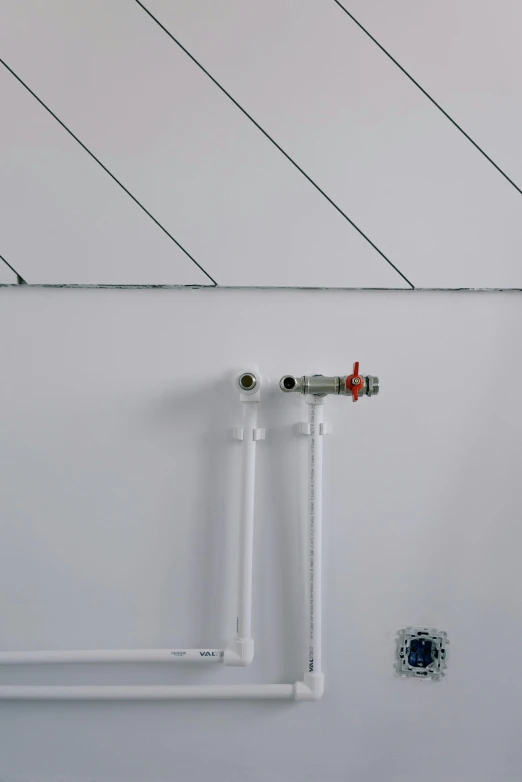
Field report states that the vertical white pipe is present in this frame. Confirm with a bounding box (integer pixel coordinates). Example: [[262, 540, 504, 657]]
[[237, 401, 258, 641], [307, 398, 323, 676]]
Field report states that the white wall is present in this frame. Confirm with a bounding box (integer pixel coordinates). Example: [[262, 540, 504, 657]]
[[0, 287, 521, 782]]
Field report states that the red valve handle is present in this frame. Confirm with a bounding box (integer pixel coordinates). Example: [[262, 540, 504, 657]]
[[345, 361, 363, 402]]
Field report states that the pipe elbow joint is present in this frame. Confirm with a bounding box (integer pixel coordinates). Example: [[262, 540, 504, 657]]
[[294, 673, 325, 701], [223, 638, 255, 667]]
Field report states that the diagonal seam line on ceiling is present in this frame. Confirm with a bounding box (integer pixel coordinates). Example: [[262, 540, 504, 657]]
[[1, 283, 520, 292], [0, 254, 27, 284], [134, 0, 415, 289], [333, 0, 522, 198], [0, 59, 217, 286]]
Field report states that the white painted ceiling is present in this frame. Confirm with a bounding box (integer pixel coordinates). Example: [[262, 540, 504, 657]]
[[1, 0, 521, 288]]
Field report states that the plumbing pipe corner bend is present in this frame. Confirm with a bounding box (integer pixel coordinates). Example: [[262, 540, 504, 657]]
[[294, 673, 325, 702], [223, 637, 255, 667]]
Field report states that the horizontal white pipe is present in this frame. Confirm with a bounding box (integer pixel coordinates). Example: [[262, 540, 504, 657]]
[[0, 649, 225, 664], [0, 684, 296, 700]]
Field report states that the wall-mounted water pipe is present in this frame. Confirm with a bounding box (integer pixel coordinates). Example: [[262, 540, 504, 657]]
[[0, 370, 264, 670], [225, 369, 264, 666], [281, 363, 379, 700], [0, 363, 378, 700]]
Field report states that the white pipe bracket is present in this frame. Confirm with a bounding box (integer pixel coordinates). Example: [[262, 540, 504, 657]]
[[240, 391, 260, 403], [233, 427, 265, 441], [297, 422, 330, 435]]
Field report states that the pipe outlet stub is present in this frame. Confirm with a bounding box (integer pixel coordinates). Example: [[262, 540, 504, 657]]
[[280, 375, 298, 392], [238, 372, 258, 393]]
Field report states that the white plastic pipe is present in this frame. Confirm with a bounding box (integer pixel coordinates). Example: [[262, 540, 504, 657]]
[[0, 684, 296, 701], [0, 388, 326, 701], [306, 398, 323, 678], [237, 402, 257, 639], [0, 385, 260, 669], [224, 391, 260, 665], [0, 649, 225, 664]]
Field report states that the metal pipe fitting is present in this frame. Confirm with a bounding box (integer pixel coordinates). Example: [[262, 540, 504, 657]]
[[279, 374, 379, 398], [238, 371, 258, 393]]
